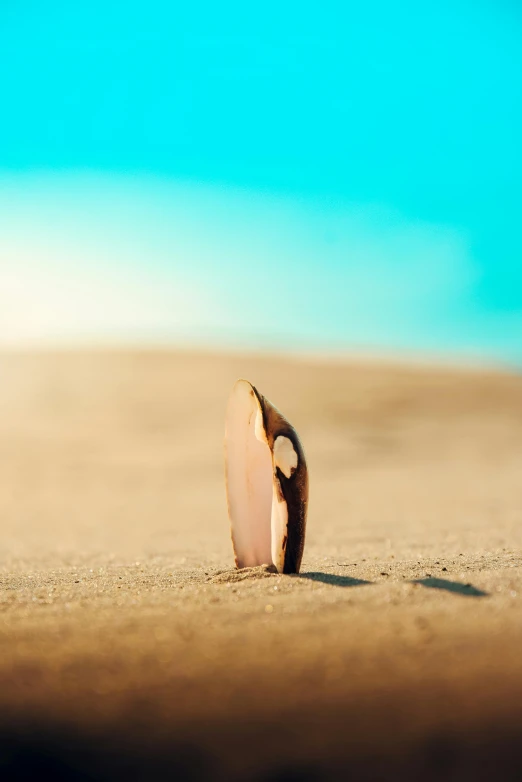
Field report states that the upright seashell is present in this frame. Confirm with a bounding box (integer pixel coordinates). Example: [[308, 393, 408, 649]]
[[224, 379, 308, 574]]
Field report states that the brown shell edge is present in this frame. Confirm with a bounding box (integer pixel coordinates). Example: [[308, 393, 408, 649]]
[[251, 384, 309, 575]]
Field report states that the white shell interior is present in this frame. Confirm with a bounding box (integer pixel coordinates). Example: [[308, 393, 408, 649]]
[[225, 380, 274, 568], [273, 435, 298, 479]]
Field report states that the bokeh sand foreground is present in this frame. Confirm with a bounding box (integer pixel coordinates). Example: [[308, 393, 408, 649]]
[[1, 350, 521, 780]]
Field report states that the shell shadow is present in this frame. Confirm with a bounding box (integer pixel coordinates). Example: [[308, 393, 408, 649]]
[[411, 577, 489, 597], [293, 572, 373, 588]]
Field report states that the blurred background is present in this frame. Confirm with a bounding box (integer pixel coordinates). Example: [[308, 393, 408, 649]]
[[2, 6, 522, 780], [1, 0, 521, 365]]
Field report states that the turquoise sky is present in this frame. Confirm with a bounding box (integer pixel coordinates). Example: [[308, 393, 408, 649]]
[[1, 1, 521, 364]]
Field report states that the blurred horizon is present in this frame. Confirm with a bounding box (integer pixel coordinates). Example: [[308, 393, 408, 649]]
[[1, 1, 521, 367]]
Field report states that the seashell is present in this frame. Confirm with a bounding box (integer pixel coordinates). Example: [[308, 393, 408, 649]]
[[224, 379, 308, 574]]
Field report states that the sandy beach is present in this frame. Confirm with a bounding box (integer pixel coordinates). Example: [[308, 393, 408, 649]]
[[1, 349, 521, 780]]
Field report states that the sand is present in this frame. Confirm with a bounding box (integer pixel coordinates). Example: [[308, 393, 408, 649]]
[[0, 349, 521, 780]]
